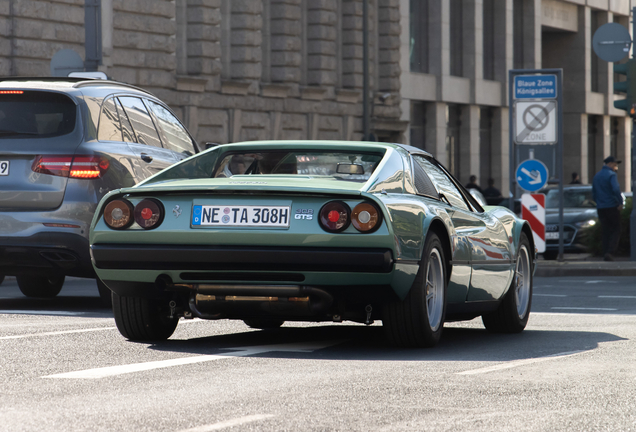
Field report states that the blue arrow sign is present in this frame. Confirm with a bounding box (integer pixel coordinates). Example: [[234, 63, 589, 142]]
[[516, 159, 548, 192]]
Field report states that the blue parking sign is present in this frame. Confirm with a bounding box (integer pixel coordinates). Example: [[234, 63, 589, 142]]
[[516, 159, 548, 192]]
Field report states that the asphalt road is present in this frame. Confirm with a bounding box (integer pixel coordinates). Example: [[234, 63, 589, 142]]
[[1, 275, 636, 431]]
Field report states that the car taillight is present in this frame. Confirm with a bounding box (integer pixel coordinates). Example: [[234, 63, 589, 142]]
[[103, 199, 134, 230], [351, 202, 382, 233], [70, 156, 110, 179], [319, 201, 350, 233], [134, 199, 164, 230], [32, 155, 109, 179]]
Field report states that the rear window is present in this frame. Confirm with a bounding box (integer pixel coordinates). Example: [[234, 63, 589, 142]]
[[0, 91, 76, 138], [214, 151, 384, 182]]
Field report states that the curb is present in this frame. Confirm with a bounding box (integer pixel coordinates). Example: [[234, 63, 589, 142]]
[[535, 262, 636, 277]]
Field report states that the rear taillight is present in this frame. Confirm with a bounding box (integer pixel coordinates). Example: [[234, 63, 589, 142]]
[[319, 201, 350, 233], [351, 202, 382, 233], [133, 199, 164, 230], [103, 199, 134, 230], [32, 155, 109, 179]]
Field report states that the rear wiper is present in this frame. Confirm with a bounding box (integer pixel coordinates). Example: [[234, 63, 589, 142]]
[[0, 129, 39, 136]]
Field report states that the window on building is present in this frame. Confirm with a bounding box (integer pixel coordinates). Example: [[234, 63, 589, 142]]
[[483, 0, 495, 80], [513, 0, 524, 70], [446, 104, 461, 176], [261, 0, 271, 82], [479, 107, 493, 187], [410, 102, 426, 150], [450, 0, 463, 77], [221, 0, 231, 79], [587, 115, 598, 180], [591, 11, 601, 93], [410, 0, 428, 73]]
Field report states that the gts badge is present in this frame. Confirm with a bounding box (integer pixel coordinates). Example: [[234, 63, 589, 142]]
[[295, 208, 314, 220]]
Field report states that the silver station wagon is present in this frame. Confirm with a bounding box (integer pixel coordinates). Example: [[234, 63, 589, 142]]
[[0, 76, 198, 301]]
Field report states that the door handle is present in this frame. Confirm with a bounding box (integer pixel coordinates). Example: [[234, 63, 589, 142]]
[[140, 153, 153, 163]]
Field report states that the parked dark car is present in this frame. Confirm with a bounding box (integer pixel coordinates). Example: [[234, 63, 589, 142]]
[[542, 185, 598, 260], [0, 75, 198, 300]]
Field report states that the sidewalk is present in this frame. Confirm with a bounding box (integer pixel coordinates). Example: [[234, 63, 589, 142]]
[[535, 254, 636, 277]]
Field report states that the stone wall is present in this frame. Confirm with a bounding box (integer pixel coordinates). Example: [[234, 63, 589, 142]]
[[0, 0, 404, 147]]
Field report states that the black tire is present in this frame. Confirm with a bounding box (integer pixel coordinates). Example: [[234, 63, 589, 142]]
[[243, 318, 285, 330], [96, 278, 113, 308], [542, 250, 558, 260], [482, 232, 533, 333], [16, 275, 65, 298], [383, 232, 447, 348], [112, 292, 178, 341]]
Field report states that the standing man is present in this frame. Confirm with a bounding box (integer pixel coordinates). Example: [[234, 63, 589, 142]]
[[592, 156, 623, 261]]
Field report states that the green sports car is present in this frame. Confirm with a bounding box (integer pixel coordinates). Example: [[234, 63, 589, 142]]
[[90, 141, 535, 347]]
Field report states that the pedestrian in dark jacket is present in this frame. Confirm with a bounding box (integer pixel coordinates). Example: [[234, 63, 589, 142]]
[[592, 156, 623, 261]]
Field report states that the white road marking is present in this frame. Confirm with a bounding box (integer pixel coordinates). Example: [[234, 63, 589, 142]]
[[457, 350, 587, 375], [599, 295, 636, 299], [177, 414, 275, 432], [551, 307, 617, 311], [533, 294, 567, 297], [43, 340, 342, 379], [0, 310, 87, 316], [0, 327, 116, 340], [585, 280, 617, 284]]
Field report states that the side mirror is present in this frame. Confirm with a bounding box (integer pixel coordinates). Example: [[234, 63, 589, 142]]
[[205, 142, 220, 150], [336, 163, 364, 175]]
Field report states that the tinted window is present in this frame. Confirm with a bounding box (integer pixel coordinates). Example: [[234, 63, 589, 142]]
[[118, 97, 162, 147], [97, 97, 122, 141], [414, 156, 469, 210], [412, 157, 438, 197], [146, 100, 195, 156], [214, 151, 383, 181], [0, 91, 76, 138], [115, 99, 136, 143], [546, 188, 596, 208]]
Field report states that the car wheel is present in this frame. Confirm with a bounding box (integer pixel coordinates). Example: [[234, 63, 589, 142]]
[[383, 232, 447, 348], [542, 250, 558, 260], [16, 275, 65, 298], [243, 319, 285, 330], [482, 232, 533, 333], [112, 292, 178, 341], [96, 278, 112, 308]]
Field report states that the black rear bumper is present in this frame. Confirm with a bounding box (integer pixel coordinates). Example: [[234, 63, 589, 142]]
[[0, 233, 93, 277], [91, 244, 394, 273]]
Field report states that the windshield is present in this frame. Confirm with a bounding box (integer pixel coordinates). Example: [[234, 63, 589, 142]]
[[0, 91, 76, 138], [545, 188, 596, 208], [213, 151, 384, 182]]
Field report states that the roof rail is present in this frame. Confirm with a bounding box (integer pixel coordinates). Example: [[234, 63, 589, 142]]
[[0, 76, 155, 96]]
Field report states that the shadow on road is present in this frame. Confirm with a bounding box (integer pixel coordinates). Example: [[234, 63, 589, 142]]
[[146, 323, 624, 363]]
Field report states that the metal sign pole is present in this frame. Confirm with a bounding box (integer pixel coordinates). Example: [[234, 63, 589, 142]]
[[631, 6, 636, 261], [557, 69, 564, 261]]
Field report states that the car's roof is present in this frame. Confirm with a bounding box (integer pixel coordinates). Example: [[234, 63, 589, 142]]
[[212, 140, 433, 157], [0, 77, 154, 96]]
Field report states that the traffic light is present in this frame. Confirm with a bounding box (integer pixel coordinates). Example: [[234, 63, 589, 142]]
[[614, 59, 636, 115]]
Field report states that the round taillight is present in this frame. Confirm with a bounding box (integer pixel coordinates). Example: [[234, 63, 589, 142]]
[[103, 199, 134, 230], [319, 201, 350, 233], [134, 198, 164, 230], [352, 202, 382, 233]]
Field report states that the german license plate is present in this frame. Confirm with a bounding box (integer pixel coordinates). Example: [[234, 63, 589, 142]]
[[192, 205, 291, 227], [0, 161, 8, 176], [545, 232, 559, 240]]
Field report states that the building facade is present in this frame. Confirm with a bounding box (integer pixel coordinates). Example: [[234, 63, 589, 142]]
[[402, 0, 634, 193], [0, 0, 405, 152], [0, 0, 633, 193]]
